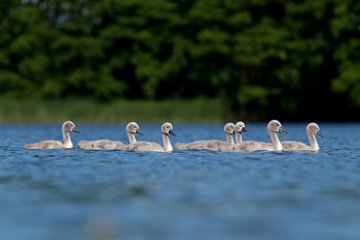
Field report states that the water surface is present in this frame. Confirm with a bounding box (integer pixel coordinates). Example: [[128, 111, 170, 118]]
[[0, 123, 359, 240]]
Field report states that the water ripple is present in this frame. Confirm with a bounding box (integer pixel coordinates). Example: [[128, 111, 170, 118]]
[[0, 123, 359, 240]]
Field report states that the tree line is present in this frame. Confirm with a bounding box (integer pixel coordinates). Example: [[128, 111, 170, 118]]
[[0, 0, 359, 121]]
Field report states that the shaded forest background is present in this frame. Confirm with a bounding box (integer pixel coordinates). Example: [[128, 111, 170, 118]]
[[0, 0, 360, 121]]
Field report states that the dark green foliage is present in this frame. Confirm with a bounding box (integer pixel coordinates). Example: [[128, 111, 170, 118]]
[[0, 0, 359, 121], [331, 0, 360, 112]]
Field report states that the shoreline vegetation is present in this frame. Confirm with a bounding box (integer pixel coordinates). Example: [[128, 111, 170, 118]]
[[2, 1, 360, 122], [0, 98, 223, 123]]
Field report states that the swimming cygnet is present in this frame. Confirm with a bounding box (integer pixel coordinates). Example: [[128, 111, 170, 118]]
[[282, 122, 323, 151], [219, 121, 247, 152], [78, 122, 143, 150], [24, 121, 80, 149], [127, 122, 175, 152], [174, 123, 235, 151], [221, 120, 287, 152]]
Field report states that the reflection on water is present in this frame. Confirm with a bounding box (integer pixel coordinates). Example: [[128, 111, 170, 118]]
[[0, 123, 360, 240]]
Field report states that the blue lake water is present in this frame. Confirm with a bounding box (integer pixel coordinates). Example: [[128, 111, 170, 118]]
[[0, 122, 360, 240]]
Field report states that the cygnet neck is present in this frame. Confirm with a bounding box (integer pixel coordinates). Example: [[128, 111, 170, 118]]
[[235, 132, 242, 143], [307, 129, 319, 151], [268, 129, 282, 151], [162, 133, 173, 152], [127, 131, 137, 144], [226, 133, 235, 144], [62, 127, 73, 149]]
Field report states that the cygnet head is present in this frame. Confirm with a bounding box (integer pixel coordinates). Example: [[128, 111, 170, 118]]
[[63, 121, 80, 133], [235, 121, 248, 133], [224, 123, 235, 135], [307, 123, 323, 137], [267, 120, 287, 135], [162, 122, 176, 136], [126, 122, 143, 136]]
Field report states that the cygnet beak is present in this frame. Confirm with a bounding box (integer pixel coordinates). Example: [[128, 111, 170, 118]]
[[279, 127, 287, 135], [317, 130, 324, 138], [136, 129, 144, 136]]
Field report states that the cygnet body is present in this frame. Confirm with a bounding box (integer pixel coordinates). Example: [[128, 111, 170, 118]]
[[78, 122, 143, 150], [282, 122, 323, 151], [127, 122, 175, 152], [221, 120, 287, 152], [174, 123, 235, 151], [24, 121, 79, 149]]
